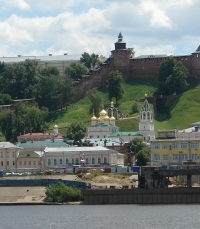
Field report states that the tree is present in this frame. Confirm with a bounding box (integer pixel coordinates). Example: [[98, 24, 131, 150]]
[[158, 56, 189, 95], [34, 75, 74, 111], [86, 88, 103, 117], [65, 62, 87, 80], [80, 52, 99, 70], [1, 59, 40, 99], [0, 102, 48, 142], [0, 93, 12, 105], [40, 66, 59, 76], [136, 149, 150, 166], [65, 121, 87, 145], [127, 47, 135, 58], [107, 70, 125, 104], [129, 137, 150, 166]]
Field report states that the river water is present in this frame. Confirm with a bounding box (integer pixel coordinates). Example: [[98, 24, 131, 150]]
[[0, 205, 199, 229]]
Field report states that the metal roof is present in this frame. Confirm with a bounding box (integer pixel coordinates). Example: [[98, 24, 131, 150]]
[[17, 139, 69, 148], [44, 146, 111, 153], [109, 132, 141, 137], [0, 142, 19, 149]]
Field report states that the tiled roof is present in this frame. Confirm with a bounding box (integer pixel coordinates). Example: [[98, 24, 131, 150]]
[[44, 146, 111, 153], [0, 142, 19, 148], [18, 151, 42, 158], [109, 132, 141, 137], [17, 139, 68, 148]]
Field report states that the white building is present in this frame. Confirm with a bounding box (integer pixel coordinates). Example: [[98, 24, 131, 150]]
[[138, 95, 155, 141], [44, 146, 124, 169], [87, 98, 155, 143]]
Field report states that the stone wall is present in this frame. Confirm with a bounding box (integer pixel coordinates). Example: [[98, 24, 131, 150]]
[[83, 187, 200, 205]]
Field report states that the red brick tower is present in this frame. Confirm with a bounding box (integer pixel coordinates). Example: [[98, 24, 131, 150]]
[[110, 32, 130, 79], [192, 45, 200, 78]]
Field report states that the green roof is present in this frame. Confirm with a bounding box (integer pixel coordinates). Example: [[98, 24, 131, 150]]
[[189, 121, 200, 127], [17, 139, 68, 148], [109, 132, 142, 137]]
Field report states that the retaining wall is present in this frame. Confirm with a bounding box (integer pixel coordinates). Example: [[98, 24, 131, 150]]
[[83, 188, 200, 204]]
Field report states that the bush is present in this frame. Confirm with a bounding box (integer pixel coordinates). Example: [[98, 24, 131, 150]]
[[44, 182, 83, 203], [131, 102, 139, 114]]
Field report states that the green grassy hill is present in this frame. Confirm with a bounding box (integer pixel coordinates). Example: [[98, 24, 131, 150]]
[[48, 77, 200, 134]]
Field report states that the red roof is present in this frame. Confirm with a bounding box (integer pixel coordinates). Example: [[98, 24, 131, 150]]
[[18, 133, 63, 139]]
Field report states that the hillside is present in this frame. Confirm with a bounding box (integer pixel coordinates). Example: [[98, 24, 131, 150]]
[[48, 77, 200, 134]]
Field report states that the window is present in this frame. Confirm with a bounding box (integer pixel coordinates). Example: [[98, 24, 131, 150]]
[[12, 152, 15, 158], [162, 154, 168, 161], [172, 154, 179, 161], [60, 158, 62, 164], [98, 157, 101, 164], [162, 144, 168, 149], [172, 143, 178, 149], [54, 159, 57, 166], [75, 158, 79, 165], [103, 157, 107, 164], [29, 161, 31, 166], [33, 161, 36, 166], [48, 159, 51, 166], [192, 154, 198, 160], [24, 161, 26, 166], [153, 144, 160, 149], [66, 158, 69, 164], [72, 158, 74, 164], [181, 154, 188, 160], [86, 158, 89, 164], [154, 154, 160, 161], [7, 152, 9, 158], [92, 158, 95, 164], [181, 143, 188, 149], [19, 161, 22, 166], [190, 142, 198, 149], [1, 161, 3, 166], [1, 152, 3, 158], [7, 161, 9, 166], [13, 161, 15, 166]]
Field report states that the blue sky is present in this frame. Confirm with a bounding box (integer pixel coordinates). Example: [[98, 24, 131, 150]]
[[0, 0, 200, 57]]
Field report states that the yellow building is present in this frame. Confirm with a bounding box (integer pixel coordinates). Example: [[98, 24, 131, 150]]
[[150, 138, 200, 166]]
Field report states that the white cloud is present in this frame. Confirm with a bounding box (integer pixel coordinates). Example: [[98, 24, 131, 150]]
[[4, 0, 30, 10], [0, 0, 200, 58]]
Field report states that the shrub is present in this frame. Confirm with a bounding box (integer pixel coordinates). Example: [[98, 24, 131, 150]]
[[44, 182, 83, 203], [131, 102, 139, 114]]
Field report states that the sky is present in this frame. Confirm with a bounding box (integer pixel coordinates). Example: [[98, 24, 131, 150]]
[[0, 0, 200, 58]]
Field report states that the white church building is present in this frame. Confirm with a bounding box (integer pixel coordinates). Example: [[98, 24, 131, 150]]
[[87, 97, 155, 143]]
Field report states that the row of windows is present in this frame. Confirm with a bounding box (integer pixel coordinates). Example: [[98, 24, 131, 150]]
[[0, 161, 15, 166], [0, 161, 40, 166], [154, 154, 198, 161], [0, 152, 16, 158], [153, 142, 198, 149], [47, 157, 108, 166]]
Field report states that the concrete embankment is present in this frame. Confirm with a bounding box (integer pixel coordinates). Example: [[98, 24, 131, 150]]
[[83, 187, 200, 205]]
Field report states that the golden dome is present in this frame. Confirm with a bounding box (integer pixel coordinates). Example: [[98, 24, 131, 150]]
[[110, 116, 115, 121], [53, 124, 58, 128], [104, 115, 110, 121], [99, 109, 107, 116], [145, 93, 148, 97], [91, 115, 97, 121]]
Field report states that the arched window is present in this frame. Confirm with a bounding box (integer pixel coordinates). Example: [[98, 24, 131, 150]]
[[54, 159, 57, 165], [92, 158, 95, 164], [104, 157, 107, 164], [59, 158, 62, 164], [147, 112, 150, 120], [72, 158, 74, 164], [98, 157, 101, 164], [75, 158, 79, 165], [86, 158, 89, 164]]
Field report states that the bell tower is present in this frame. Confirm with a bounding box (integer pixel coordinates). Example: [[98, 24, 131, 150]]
[[138, 95, 155, 141]]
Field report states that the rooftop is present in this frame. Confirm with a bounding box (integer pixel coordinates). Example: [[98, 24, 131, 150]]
[[0, 142, 19, 149], [109, 132, 141, 137], [17, 139, 69, 148], [44, 146, 111, 153]]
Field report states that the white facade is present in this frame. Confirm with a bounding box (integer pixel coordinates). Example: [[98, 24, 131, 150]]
[[0, 142, 20, 171], [44, 146, 124, 169], [138, 97, 155, 142], [88, 107, 119, 139]]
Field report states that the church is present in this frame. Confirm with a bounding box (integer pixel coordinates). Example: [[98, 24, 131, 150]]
[[87, 95, 155, 143]]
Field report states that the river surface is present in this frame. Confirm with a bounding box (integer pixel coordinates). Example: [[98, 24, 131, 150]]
[[0, 205, 200, 229]]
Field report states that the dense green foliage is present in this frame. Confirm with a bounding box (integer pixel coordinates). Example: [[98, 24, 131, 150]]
[[129, 138, 150, 166], [0, 102, 48, 142], [65, 121, 87, 144], [80, 52, 99, 70], [0, 93, 12, 105], [34, 75, 74, 111], [86, 88, 103, 117], [107, 70, 125, 104], [158, 57, 189, 95], [44, 182, 83, 203], [65, 62, 87, 80]]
